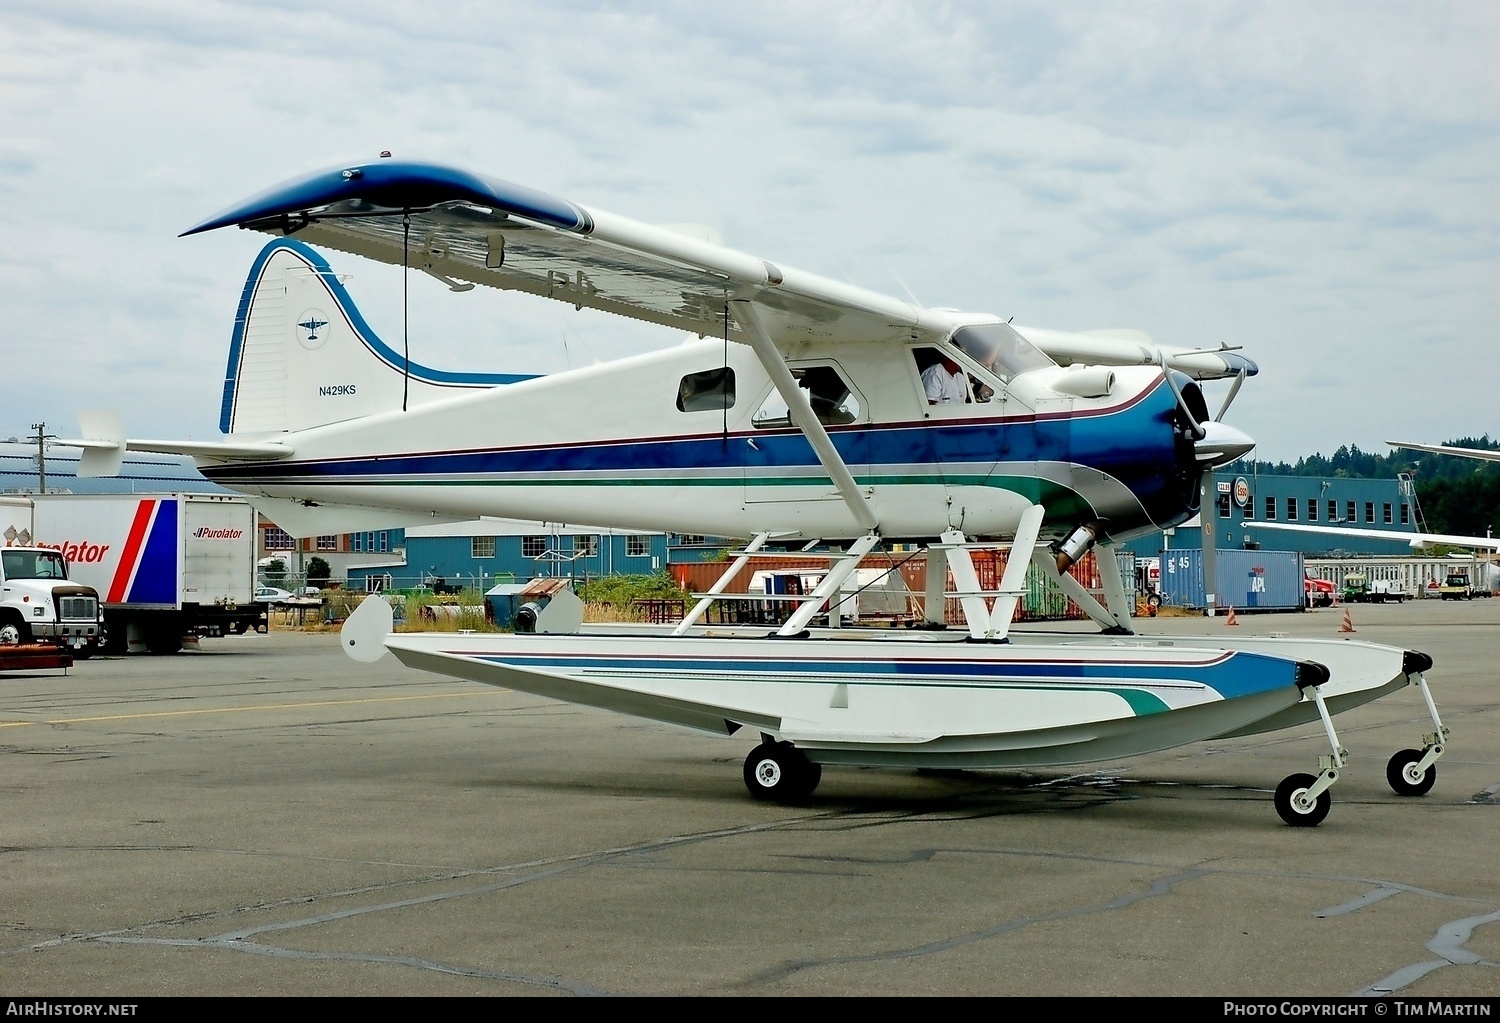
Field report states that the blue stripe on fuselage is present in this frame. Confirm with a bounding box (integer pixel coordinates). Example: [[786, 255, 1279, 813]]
[[203, 377, 1195, 529]]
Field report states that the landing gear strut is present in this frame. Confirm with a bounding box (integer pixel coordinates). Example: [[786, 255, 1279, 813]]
[[743, 738, 822, 803], [1275, 684, 1345, 827], [1385, 668, 1446, 797]]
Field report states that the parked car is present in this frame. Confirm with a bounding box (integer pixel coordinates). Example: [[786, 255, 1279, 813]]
[[1304, 576, 1336, 608], [255, 586, 294, 605]]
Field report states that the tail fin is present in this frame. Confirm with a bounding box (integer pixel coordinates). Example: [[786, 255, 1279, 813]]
[[221, 239, 534, 435]]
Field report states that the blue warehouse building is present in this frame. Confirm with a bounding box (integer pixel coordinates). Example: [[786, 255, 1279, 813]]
[[1119, 471, 1422, 557], [343, 520, 723, 593]]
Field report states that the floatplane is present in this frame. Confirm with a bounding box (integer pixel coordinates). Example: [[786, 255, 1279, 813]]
[[73, 157, 1445, 825]]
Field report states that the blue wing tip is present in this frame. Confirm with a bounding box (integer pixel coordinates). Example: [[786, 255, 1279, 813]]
[[180, 158, 590, 237]]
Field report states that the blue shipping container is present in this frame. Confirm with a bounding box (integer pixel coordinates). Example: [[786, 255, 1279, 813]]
[[1157, 549, 1305, 611]]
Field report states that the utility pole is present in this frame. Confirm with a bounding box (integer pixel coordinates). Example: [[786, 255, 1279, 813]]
[[30, 422, 56, 494]]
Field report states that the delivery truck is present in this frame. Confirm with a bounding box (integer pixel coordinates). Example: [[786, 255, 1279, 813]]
[[0, 493, 266, 654]]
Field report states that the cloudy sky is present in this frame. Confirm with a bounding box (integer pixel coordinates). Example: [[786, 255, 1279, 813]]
[[1, 1, 1495, 464]]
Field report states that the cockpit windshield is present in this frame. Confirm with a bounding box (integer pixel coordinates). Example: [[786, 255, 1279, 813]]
[[1, 549, 68, 580], [952, 323, 1054, 380]]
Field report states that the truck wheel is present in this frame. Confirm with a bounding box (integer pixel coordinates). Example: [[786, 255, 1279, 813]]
[[0, 619, 32, 646], [146, 630, 183, 655]]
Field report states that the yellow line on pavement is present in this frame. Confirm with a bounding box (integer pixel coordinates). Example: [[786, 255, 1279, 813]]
[[0, 690, 492, 728]]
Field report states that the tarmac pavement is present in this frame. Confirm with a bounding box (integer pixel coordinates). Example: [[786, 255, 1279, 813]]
[[1, 599, 1496, 996]]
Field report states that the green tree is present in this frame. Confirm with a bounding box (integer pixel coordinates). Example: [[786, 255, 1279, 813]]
[[306, 556, 331, 585]]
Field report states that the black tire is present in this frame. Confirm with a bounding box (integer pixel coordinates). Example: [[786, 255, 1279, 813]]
[[146, 629, 182, 656], [1274, 773, 1331, 827], [743, 741, 821, 803], [1386, 749, 1437, 797], [0, 618, 32, 645]]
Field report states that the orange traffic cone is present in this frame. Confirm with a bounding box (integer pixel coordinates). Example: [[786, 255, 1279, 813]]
[[1340, 607, 1356, 633], [1225, 605, 1239, 626]]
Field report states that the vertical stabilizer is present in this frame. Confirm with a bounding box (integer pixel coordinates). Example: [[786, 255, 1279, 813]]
[[221, 239, 534, 435]]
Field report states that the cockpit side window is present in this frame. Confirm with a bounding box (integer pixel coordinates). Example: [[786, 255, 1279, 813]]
[[676, 367, 736, 413], [911, 344, 1012, 405]]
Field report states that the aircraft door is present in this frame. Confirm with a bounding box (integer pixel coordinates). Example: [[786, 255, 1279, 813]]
[[743, 362, 870, 513]]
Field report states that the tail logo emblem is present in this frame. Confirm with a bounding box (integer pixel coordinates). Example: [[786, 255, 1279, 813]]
[[298, 309, 330, 349]]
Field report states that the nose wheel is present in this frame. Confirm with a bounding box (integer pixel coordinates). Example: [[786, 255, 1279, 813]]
[[1384, 671, 1447, 797], [1386, 748, 1438, 797], [743, 739, 822, 803], [1274, 772, 1333, 827]]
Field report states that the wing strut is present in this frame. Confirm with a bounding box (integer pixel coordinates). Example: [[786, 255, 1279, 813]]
[[730, 300, 879, 534]]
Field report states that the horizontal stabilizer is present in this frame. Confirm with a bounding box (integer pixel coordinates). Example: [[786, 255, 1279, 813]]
[[64, 411, 293, 477]]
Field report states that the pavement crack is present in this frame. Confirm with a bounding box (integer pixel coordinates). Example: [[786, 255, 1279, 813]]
[[741, 867, 1212, 988]]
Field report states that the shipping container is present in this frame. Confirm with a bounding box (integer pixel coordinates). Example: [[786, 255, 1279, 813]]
[[1157, 548, 1305, 611]]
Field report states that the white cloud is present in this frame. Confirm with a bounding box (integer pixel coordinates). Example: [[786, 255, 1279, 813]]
[[0, 0, 1495, 460]]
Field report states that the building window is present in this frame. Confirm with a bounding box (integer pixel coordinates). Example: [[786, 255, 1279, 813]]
[[523, 536, 547, 559], [1383, 503, 1393, 524], [1401, 504, 1410, 525], [1365, 502, 1375, 523], [1242, 499, 1254, 520], [678, 533, 709, 546], [1308, 499, 1318, 522], [264, 527, 294, 551], [1286, 497, 1298, 521], [577, 534, 599, 557], [472, 536, 495, 559], [1347, 500, 1356, 522], [316, 535, 338, 551], [1264, 497, 1276, 520], [1217, 493, 1230, 519], [376, 531, 389, 553], [1328, 499, 1338, 522], [627, 535, 651, 557]]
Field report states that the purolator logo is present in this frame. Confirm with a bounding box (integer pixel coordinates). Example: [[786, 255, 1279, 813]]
[[193, 527, 245, 540], [36, 541, 112, 564]]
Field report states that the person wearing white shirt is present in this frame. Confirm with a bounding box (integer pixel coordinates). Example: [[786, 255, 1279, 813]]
[[921, 356, 969, 404]]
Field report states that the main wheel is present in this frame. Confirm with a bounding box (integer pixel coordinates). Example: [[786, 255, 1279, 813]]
[[1386, 749, 1437, 797], [1274, 773, 1331, 827], [743, 742, 821, 803]]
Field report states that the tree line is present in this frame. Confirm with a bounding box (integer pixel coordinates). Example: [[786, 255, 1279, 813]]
[[1224, 437, 1499, 537]]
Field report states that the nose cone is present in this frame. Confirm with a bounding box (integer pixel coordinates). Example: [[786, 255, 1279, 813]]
[[1195, 421, 1256, 466]]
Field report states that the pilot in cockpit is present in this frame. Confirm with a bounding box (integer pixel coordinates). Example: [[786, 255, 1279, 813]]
[[921, 356, 969, 404]]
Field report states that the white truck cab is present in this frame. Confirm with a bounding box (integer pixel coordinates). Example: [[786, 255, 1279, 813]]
[[0, 545, 106, 656]]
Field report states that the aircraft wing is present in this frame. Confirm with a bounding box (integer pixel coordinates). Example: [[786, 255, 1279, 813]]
[[182, 158, 951, 351], [1388, 441, 1500, 462], [1016, 327, 1258, 382], [182, 159, 1254, 380], [1245, 522, 1500, 551]]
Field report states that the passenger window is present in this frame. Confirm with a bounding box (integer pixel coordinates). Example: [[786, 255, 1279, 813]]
[[752, 365, 861, 428], [676, 367, 735, 413]]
